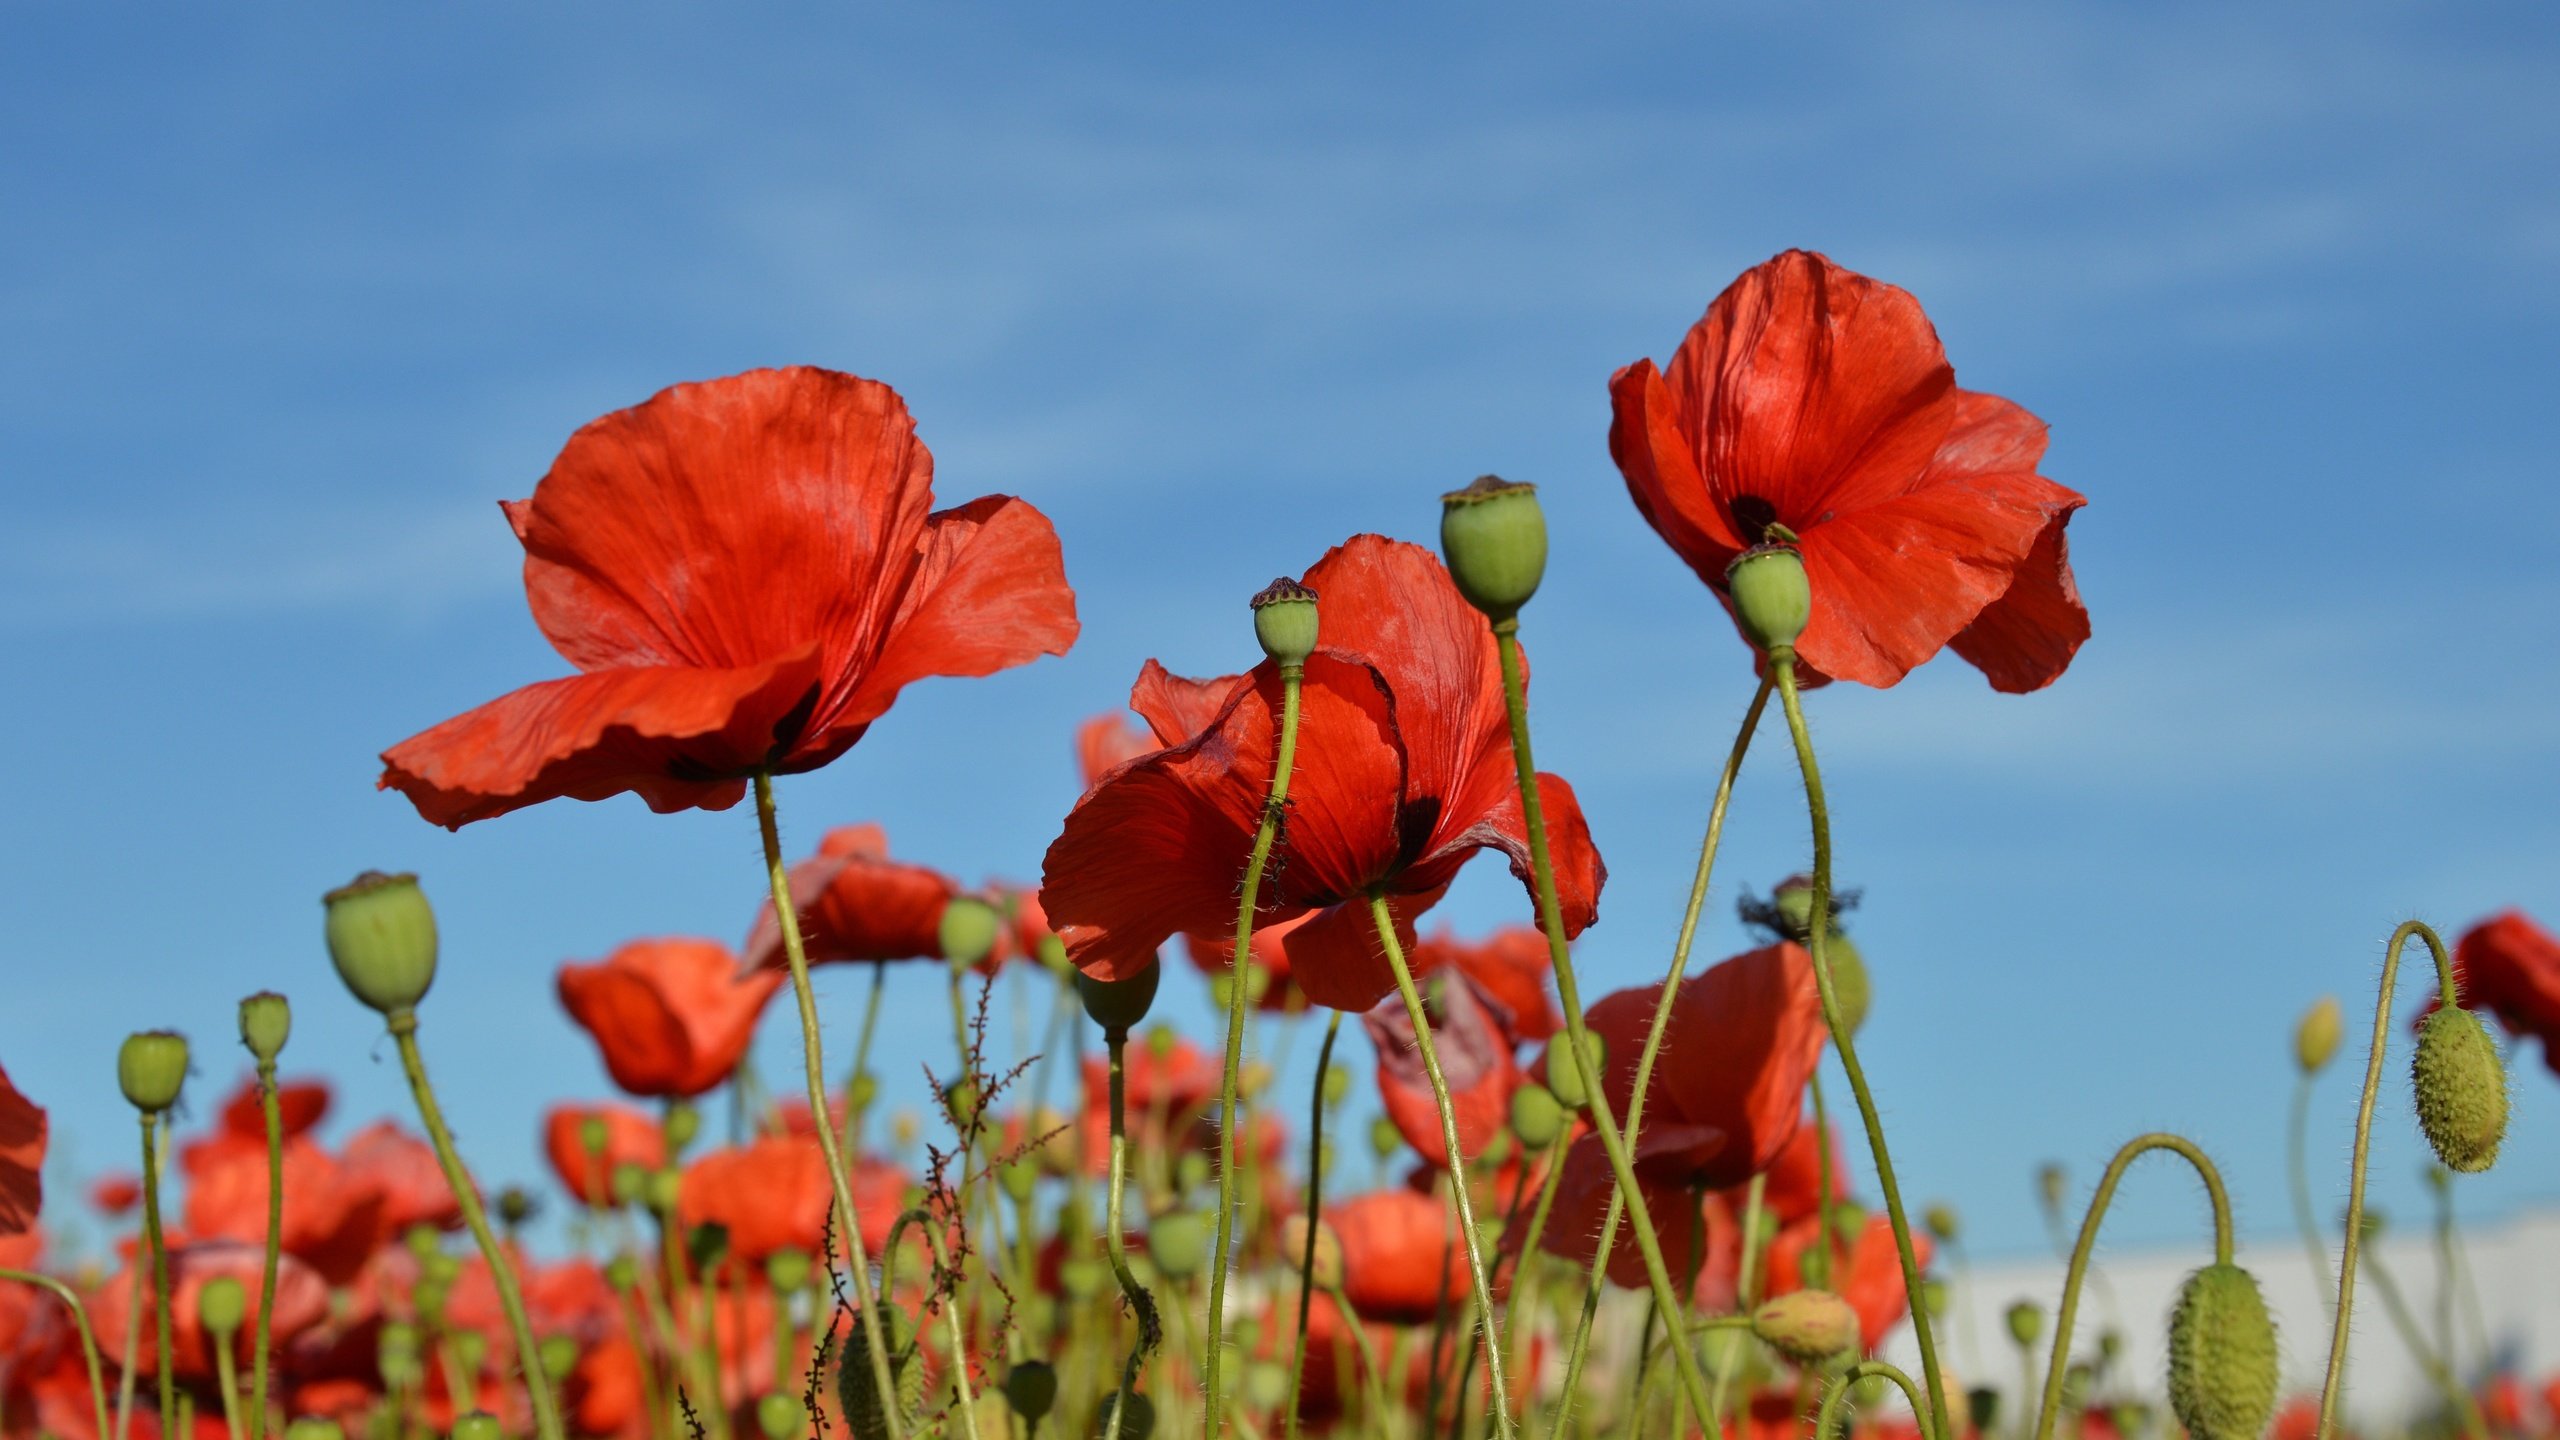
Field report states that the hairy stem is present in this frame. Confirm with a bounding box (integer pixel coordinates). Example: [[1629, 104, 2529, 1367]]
[[0, 1269, 111, 1440], [1285, 1011, 1345, 1440]]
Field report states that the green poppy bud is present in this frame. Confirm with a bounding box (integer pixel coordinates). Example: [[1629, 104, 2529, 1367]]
[[1244, 1360, 1290, 1413], [2111, 1402, 2154, 1440], [664, 1100, 701, 1154], [1251, 577, 1321, 666], [1003, 1360, 1059, 1423], [539, 1333, 579, 1382], [323, 871, 438, 1017], [237, 992, 291, 1065], [759, 1393, 809, 1440], [2006, 1299, 2045, 1349], [1439, 475, 1548, 622], [1923, 1203, 1960, 1243], [450, 1328, 488, 1378], [2295, 996, 2343, 1075], [2036, 1162, 2068, 1215], [1509, 1083, 1565, 1150], [1144, 1024, 1177, 1060], [498, 1187, 538, 1231], [1238, 1059, 1272, 1099], [2060, 1362, 2094, 1412], [1724, 544, 1811, 655], [2165, 1263, 2279, 1440], [645, 1168, 681, 1216], [1920, 1277, 1949, 1319], [1175, 1152, 1211, 1195], [1823, 930, 1871, 1038], [848, 1070, 880, 1114], [1751, 1289, 1859, 1365], [198, 1274, 247, 1337], [424, 1251, 461, 1286], [1322, 1064, 1352, 1109], [940, 896, 1003, 971], [1099, 1390, 1157, 1440], [451, 1413, 503, 1440], [1368, 1116, 1404, 1162], [836, 1302, 922, 1440], [1077, 962, 1160, 1039], [764, 1248, 811, 1295], [610, 1162, 645, 1208], [1148, 1211, 1211, 1279], [2411, 1006, 2507, 1173], [1000, 1158, 1038, 1203], [2097, 1328, 2125, 1368], [117, 1030, 190, 1114], [1060, 1256, 1107, 1300], [1545, 1030, 1606, 1112], [285, 1420, 346, 1440]]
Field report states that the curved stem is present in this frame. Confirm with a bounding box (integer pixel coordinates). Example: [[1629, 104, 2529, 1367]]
[[0, 1268, 112, 1440], [2287, 1073, 2336, 1329], [1209, 660, 1304, 1439], [1775, 654, 1952, 1440], [1369, 891, 1516, 1439], [387, 1013, 564, 1440], [2032, 1132, 2234, 1440], [251, 1061, 285, 1440], [1817, 1360, 1934, 1440], [754, 769, 906, 1440], [2316, 919, 2456, 1440], [139, 1112, 175, 1438], [1488, 619, 1717, 1435], [2358, 1243, 2488, 1440], [882, 1209, 987, 1440], [1285, 1011, 1344, 1440], [1104, 1029, 1163, 1439]]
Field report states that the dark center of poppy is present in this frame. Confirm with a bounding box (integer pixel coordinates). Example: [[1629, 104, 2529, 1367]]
[[1730, 494, 1781, 545]]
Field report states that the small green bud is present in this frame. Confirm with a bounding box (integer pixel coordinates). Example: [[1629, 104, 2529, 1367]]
[[578, 1114, 610, 1156], [424, 1251, 461, 1286], [1545, 1030, 1606, 1111], [1920, 1277, 1948, 1319], [758, 1393, 809, 1440], [1076, 962, 1161, 1039], [1751, 1289, 1859, 1365], [2060, 1362, 2094, 1411], [1099, 1390, 1157, 1440], [1145, 1024, 1177, 1060], [117, 1030, 190, 1114], [604, 1255, 639, 1291], [1060, 1257, 1107, 1300], [1003, 1360, 1059, 1423], [539, 1333, 579, 1382], [610, 1162, 645, 1208], [664, 1100, 700, 1154], [449, 1328, 488, 1379], [237, 992, 292, 1065], [1724, 543, 1811, 655], [1000, 1158, 1038, 1203], [1923, 1203, 1960, 1243], [1251, 577, 1321, 666], [1175, 1152, 1211, 1195], [285, 1421, 346, 1440], [1439, 475, 1548, 621], [323, 871, 438, 1016], [2097, 1328, 2124, 1368], [451, 1413, 503, 1440], [2111, 1402, 2154, 1440], [2295, 996, 2344, 1075], [198, 1274, 247, 1336], [2036, 1162, 2068, 1214], [497, 1186, 537, 1229], [1238, 1059, 1272, 1099], [1823, 931, 1871, 1038], [404, 1223, 441, 1261], [1509, 1083, 1565, 1150], [2411, 1006, 2507, 1173], [2165, 1263, 2278, 1440], [1368, 1116, 1404, 1162], [645, 1168, 681, 1216], [848, 1070, 880, 1114], [939, 896, 1003, 970], [767, 1248, 811, 1294], [1148, 1211, 1211, 1279], [2006, 1299, 2045, 1349], [1244, 1360, 1290, 1413]]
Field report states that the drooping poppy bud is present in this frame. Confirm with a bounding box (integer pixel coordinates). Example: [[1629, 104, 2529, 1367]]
[[758, 1394, 808, 1440], [1077, 962, 1160, 1040], [1509, 1083, 1564, 1150], [497, 1186, 536, 1229], [1724, 543, 1811, 655], [836, 1302, 922, 1440], [2005, 1299, 2044, 1349], [1753, 1289, 1859, 1366], [1439, 475, 1548, 621], [2410, 1006, 2507, 1173], [939, 896, 1003, 973], [2165, 1263, 2279, 1440], [1251, 577, 1321, 666], [1100, 1390, 1157, 1440], [117, 1031, 189, 1114], [237, 992, 291, 1066], [1003, 1360, 1059, 1424], [2294, 996, 2343, 1075], [323, 871, 438, 1016]]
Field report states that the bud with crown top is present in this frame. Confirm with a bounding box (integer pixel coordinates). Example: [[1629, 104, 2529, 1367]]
[[1439, 476, 1548, 622], [323, 871, 438, 1016]]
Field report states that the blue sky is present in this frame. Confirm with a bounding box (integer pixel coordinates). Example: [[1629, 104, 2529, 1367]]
[[4, 3, 2557, 1267]]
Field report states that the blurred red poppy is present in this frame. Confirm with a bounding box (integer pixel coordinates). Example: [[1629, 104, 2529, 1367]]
[[543, 1104, 669, 1208], [183, 1131, 391, 1288], [0, 1063, 44, 1236], [90, 1173, 141, 1218], [1610, 250, 2087, 692], [742, 824, 958, 971], [558, 937, 782, 1098], [1043, 536, 1605, 1011], [340, 1121, 465, 1235], [1078, 1033, 1220, 1171], [677, 1136, 907, 1262], [1077, 712, 1155, 791], [1412, 925, 1557, 1043], [1330, 1189, 1469, 1325], [380, 366, 1078, 828], [1765, 1212, 1934, 1355], [215, 1075, 331, 1140], [1366, 970, 1521, 1170], [2445, 911, 2560, 1075], [1183, 910, 1315, 1013], [93, 1240, 328, 1383]]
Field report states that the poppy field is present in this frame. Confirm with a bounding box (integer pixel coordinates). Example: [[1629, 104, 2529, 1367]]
[[0, 246, 2552, 1440]]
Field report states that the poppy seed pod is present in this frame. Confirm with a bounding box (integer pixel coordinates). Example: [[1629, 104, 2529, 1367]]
[[1250, 577, 1320, 666], [323, 871, 438, 1016], [2165, 1263, 2279, 1440], [938, 896, 1003, 971], [758, 1394, 808, 1440], [1322, 1064, 1352, 1109], [198, 1274, 247, 1336], [2005, 1299, 2045, 1349], [1509, 1082, 1565, 1150], [1724, 544, 1811, 655], [836, 1302, 923, 1440], [1077, 962, 1160, 1039], [450, 1414, 503, 1440], [1148, 1210, 1211, 1278], [1438, 475, 1548, 621], [1751, 1289, 1860, 1365], [1100, 1390, 1157, 1440], [2411, 1006, 2507, 1173], [1003, 1360, 1059, 1423], [767, 1248, 811, 1293], [2295, 996, 2343, 1075], [1368, 1115, 1404, 1162], [117, 1030, 189, 1113], [237, 992, 292, 1065]]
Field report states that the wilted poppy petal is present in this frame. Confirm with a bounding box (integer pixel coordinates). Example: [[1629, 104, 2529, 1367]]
[[1365, 971, 1520, 1169]]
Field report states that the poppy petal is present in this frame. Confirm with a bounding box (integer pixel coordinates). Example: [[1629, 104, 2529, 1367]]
[[1077, 713, 1157, 790], [1422, 769, 1606, 943], [1656, 943, 1826, 1186], [1950, 507, 2088, 693], [1609, 358, 1748, 582], [837, 493, 1081, 734], [0, 1065, 44, 1236], [1279, 884, 1448, 1014], [1129, 659, 1253, 748]]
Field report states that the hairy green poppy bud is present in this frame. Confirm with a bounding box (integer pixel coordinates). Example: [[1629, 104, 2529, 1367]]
[[2411, 1006, 2507, 1173], [2166, 1263, 2278, 1440], [1148, 1211, 1211, 1279], [451, 1413, 503, 1440], [449, 1328, 487, 1380], [940, 896, 1003, 971], [2295, 996, 2343, 1075], [1751, 1289, 1859, 1365], [1509, 1083, 1565, 1150], [2111, 1402, 2154, 1440], [198, 1274, 247, 1336], [323, 871, 438, 1016], [2005, 1299, 2045, 1349], [645, 1169, 680, 1216], [2097, 1328, 2125, 1369], [1924, 1203, 1960, 1243], [2060, 1362, 2094, 1412], [836, 1302, 922, 1440], [118, 1030, 190, 1114], [1245, 1360, 1289, 1412], [1724, 544, 1810, 655], [539, 1333, 578, 1382], [1545, 1030, 1606, 1112], [237, 992, 292, 1065], [1368, 1116, 1403, 1162], [1077, 962, 1160, 1039], [758, 1393, 808, 1440], [1100, 1390, 1157, 1440], [1823, 931, 1871, 1038], [1921, 1277, 1949, 1319], [1439, 475, 1547, 621], [1003, 1360, 1059, 1423], [1251, 577, 1321, 666], [1279, 1214, 1344, 1289], [1000, 1157, 1038, 1203], [285, 1421, 346, 1440]]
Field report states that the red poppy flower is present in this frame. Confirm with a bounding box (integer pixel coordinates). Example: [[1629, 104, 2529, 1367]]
[[1751, 1116, 1848, 1230], [1077, 1032, 1220, 1172], [93, 1240, 329, 1383], [1183, 910, 1315, 1013], [558, 937, 782, 1098], [214, 1074, 331, 1140], [1533, 943, 1825, 1287], [543, 1104, 669, 1208], [1765, 1213, 1933, 1355], [1412, 925, 1557, 1043], [340, 1120, 465, 1235], [1329, 1189, 1469, 1325], [91, 1173, 141, 1217], [1043, 536, 1606, 1012], [742, 824, 958, 970], [0, 1062, 44, 1236], [182, 1132, 391, 1287], [1366, 970, 1521, 1170], [2444, 911, 2560, 1075], [1609, 250, 2087, 692], [677, 1136, 906, 1262], [379, 366, 1079, 829]]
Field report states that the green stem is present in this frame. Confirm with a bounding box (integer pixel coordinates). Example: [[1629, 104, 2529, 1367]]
[[386, 1013, 564, 1440], [1487, 619, 1718, 1435], [251, 1061, 285, 1440], [2032, 1133, 2233, 1440], [2286, 1073, 2336, 1331], [754, 769, 907, 1440], [215, 1325, 248, 1439], [139, 1112, 175, 1439], [1209, 660, 1304, 1440], [2359, 1244, 2488, 1440], [113, 1248, 140, 1440], [1774, 654, 1951, 1440], [1704, 1172, 1767, 1423], [1808, 1068, 1837, 1290], [1817, 1361, 1934, 1440], [1104, 1029, 1163, 1439], [0, 1268, 112, 1440], [882, 1209, 986, 1440], [2316, 920, 2457, 1440], [1285, 1011, 1345, 1440], [1369, 891, 1516, 1440], [1318, 1276, 1390, 1433], [841, 960, 889, 1160]]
